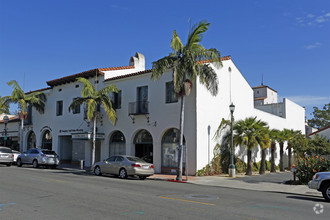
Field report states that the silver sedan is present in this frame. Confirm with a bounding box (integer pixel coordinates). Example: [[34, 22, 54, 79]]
[[92, 155, 154, 180]]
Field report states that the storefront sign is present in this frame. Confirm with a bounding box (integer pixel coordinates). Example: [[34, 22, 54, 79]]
[[72, 133, 105, 140]]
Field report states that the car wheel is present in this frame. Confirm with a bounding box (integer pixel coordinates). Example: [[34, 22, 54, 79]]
[[6, 163, 11, 167], [94, 166, 102, 176], [119, 168, 127, 179], [139, 176, 146, 180], [32, 160, 38, 168], [322, 182, 330, 202], [17, 159, 22, 167]]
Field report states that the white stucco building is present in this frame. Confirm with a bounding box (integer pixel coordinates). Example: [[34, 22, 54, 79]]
[[17, 52, 305, 175]]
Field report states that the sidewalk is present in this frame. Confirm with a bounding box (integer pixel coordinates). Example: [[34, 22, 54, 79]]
[[58, 164, 322, 197]]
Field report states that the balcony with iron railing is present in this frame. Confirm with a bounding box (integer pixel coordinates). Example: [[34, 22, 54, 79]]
[[128, 101, 149, 115]]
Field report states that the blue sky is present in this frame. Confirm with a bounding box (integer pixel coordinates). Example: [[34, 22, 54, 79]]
[[0, 0, 329, 118]]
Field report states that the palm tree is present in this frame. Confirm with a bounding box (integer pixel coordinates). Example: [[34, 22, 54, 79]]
[[277, 130, 287, 171], [5, 80, 46, 152], [283, 129, 298, 169], [69, 76, 118, 166], [0, 96, 10, 114], [269, 129, 280, 173], [258, 127, 270, 175], [151, 21, 222, 181], [233, 117, 268, 175]]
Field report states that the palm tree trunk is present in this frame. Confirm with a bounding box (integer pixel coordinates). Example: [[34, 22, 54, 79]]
[[176, 95, 185, 181], [92, 116, 96, 166], [20, 118, 24, 152], [259, 148, 266, 175], [246, 149, 252, 175], [288, 145, 292, 169], [279, 142, 284, 171], [270, 142, 276, 173]]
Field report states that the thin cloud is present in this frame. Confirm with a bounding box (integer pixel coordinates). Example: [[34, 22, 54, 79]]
[[296, 11, 329, 26], [286, 96, 330, 106], [304, 42, 322, 50]]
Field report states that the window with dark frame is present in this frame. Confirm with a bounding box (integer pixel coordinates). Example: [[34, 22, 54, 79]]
[[112, 90, 122, 109], [72, 98, 80, 114], [56, 100, 63, 116], [166, 81, 178, 103]]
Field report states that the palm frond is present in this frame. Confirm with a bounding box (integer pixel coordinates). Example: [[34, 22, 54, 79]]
[[76, 77, 96, 98], [68, 97, 90, 112], [98, 84, 118, 96], [186, 21, 210, 50], [87, 99, 96, 121], [101, 96, 117, 125], [171, 30, 183, 52], [198, 64, 218, 96], [151, 55, 177, 81]]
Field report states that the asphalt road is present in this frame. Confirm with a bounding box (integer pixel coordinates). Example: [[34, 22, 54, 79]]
[[0, 165, 329, 220]]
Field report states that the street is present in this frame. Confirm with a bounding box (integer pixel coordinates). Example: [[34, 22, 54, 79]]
[[0, 166, 329, 220]]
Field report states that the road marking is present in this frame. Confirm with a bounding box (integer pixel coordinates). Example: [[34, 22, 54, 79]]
[[158, 196, 216, 206], [43, 178, 70, 183]]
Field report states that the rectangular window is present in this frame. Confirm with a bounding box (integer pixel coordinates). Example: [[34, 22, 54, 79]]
[[166, 81, 178, 103], [137, 86, 148, 113], [72, 98, 80, 114], [56, 101, 63, 116], [110, 90, 122, 109]]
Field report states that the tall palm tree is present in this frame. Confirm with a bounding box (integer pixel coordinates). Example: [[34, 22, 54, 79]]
[[151, 21, 222, 181], [258, 126, 270, 175], [269, 129, 280, 173], [0, 96, 10, 114], [5, 80, 46, 152], [69, 76, 118, 166], [233, 117, 268, 175]]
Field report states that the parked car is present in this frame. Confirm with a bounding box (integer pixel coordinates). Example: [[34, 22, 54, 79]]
[[12, 150, 21, 164], [0, 146, 13, 166], [308, 171, 330, 202], [17, 148, 60, 168], [92, 155, 154, 180]]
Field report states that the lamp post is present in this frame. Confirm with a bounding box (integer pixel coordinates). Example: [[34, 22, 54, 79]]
[[3, 115, 9, 147], [229, 103, 235, 177]]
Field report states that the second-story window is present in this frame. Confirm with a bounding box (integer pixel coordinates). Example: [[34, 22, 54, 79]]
[[56, 100, 63, 116], [166, 81, 178, 103], [72, 98, 80, 114], [137, 86, 148, 113], [111, 90, 122, 109]]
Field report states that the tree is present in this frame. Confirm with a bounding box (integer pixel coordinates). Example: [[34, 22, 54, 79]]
[[269, 129, 280, 173], [151, 20, 221, 181], [282, 129, 298, 169], [258, 127, 270, 175], [0, 96, 10, 114], [308, 103, 330, 129], [5, 80, 46, 151], [69, 76, 118, 166], [277, 130, 287, 171], [233, 117, 268, 175]]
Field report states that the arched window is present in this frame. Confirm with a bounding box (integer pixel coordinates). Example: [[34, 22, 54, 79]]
[[109, 131, 126, 156], [27, 131, 36, 150], [133, 129, 153, 163], [42, 130, 52, 150], [161, 128, 185, 168]]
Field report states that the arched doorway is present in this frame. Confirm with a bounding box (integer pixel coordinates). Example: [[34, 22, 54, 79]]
[[27, 131, 36, 150], [109, 131, 126, 156], [42, 130, 52, 150], [133, 129, 153, 163], [161, 128, 186, 174]]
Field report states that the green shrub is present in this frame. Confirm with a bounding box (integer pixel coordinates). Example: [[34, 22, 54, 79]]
[[296, 156, 330, 184]]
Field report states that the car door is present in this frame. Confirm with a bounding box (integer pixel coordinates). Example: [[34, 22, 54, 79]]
[[103, 156, 116, 174], [21, 149, 32, 163], [28, 149, 39, 164], [112, 156, 124, 175]]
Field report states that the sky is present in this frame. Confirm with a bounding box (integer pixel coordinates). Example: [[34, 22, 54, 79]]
[[0, 0, 329, 119]]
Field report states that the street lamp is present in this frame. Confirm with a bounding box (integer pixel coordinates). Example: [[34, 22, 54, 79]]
[[3, 115, 9, 147], [229, 103, 235, 177]]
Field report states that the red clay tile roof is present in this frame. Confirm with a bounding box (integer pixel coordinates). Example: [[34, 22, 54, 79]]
[[25, 87, 52, 95], [252, 85, 278, 93], [47, 66, 134, 87], [0, 115, 20, 123], [308, 126, 330, 136], [254, 96, 267, 100], [198, 56, 231, 64], [104, 69, 152, 82]]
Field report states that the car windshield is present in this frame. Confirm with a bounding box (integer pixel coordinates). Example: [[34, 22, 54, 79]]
[[41, 150, 57, 155], [126, 156, 147, 163], [0, 148, 12, 153]]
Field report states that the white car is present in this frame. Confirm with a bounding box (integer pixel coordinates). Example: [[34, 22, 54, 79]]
[[12, 150, 21, 164], [308, 171, 330, 202]]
